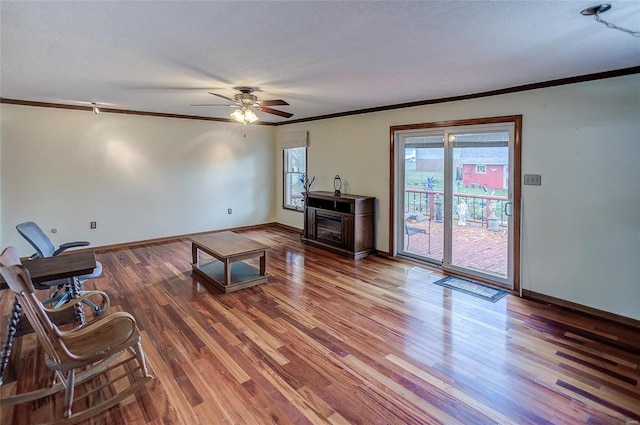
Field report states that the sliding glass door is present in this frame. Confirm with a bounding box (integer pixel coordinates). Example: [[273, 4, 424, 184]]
[[394, 117, 520, 289], [448, 129, 512, 282], [399, 133, 445, 263]]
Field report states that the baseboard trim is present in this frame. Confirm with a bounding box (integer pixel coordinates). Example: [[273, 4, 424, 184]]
[[375, 250, 392, 258], [271, 222, 303, 235], [78, 223, 295, 254], [522, 289, 640, 330]]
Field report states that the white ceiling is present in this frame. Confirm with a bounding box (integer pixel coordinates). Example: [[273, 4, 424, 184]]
[[1, 1, 639, 124]]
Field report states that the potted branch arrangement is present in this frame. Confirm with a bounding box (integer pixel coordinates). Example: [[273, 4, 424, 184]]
[[299, 175, 316, 211]]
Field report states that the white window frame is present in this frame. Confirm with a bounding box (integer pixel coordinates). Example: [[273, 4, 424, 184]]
[[283, 147, 307, 210], [280, 132, 309, 212], [476, 164, 487, 174]]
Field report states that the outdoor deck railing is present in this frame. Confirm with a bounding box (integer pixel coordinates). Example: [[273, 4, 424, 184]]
[[405, 188, 508, 227]]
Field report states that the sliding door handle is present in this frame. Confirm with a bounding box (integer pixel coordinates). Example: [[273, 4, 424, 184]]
[[504, 201, 513, 217]]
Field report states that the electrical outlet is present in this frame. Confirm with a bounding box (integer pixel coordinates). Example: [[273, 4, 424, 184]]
[[523, 174, 542, 186], [227, 208, 232, 214], [90, 221, 97, 229]]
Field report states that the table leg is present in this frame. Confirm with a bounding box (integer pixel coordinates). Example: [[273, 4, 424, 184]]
[[191, 244, 199, 267], [260, 252, 266, 276], [224, 259, 231, 285], [0, 296, 22, 385]]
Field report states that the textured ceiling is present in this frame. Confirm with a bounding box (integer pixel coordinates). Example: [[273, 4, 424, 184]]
[[1, 1, 639, 124]]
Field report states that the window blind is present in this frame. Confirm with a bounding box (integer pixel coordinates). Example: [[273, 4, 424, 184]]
[[280, 131, 308, 149]]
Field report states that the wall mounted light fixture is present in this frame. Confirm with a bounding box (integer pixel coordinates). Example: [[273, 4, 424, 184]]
[[91, 102, 100, 114]]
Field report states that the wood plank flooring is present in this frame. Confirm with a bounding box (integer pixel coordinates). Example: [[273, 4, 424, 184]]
[[1, 226, 639, 424]]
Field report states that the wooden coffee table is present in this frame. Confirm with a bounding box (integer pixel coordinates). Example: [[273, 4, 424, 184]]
[[190, 232, 270, 293]]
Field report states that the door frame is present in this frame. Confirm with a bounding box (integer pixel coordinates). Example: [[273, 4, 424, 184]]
[[389, 115, 522, 293]]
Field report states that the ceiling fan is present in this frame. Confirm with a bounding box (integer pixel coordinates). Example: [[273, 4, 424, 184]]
[[192, 87, 293, 124]]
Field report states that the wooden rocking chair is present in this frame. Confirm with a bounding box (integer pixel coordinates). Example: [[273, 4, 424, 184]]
[[0, 246, 153, 424]]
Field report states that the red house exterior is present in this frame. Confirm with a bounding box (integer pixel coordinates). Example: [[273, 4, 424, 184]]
[[461, 163, 508, 190]]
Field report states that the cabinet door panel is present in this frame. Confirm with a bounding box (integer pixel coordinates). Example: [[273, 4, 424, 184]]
[[306, 208, 316, 240], [342, 216, 354, 250]]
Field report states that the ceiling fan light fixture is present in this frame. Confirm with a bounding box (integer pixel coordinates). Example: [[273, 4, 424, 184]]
[[195, 87, 291, 121], [231, 107, 258, 124]]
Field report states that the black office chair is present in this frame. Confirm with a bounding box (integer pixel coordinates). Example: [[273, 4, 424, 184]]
[[16, 221, 103, 314]]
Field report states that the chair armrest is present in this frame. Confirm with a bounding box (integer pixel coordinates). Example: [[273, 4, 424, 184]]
[[44, 290, 110, 316], [53, 241, 91, 256]]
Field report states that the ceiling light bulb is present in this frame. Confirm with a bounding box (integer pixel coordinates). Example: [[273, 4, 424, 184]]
[[231, 108, 246, 123], [244, 109, 258, 123], [230, 107, 259, 124]]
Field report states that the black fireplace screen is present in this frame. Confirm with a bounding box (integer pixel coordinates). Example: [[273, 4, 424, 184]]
[[316, 213, 341, 244]]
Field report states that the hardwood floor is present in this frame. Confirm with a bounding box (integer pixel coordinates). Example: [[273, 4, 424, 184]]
[[1, 226, 639, 424]]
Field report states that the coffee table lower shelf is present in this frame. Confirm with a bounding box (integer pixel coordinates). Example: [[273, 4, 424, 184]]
[[192, 260, 269, 293]]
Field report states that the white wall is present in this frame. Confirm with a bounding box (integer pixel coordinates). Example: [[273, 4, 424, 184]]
[[1, 75, 637, 321], [0, 104, 276, 255], [275, 74, 640, 321]]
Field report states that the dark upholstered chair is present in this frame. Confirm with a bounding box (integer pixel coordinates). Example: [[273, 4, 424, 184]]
[[16, 221, 103, 313]]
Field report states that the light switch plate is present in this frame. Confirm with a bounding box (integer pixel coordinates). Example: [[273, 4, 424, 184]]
[[523, 174, 542, 186]]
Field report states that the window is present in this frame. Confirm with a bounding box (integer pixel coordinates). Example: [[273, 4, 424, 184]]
[[283, 147, 307, 210], [476, 164, 486, 174], [281, 131, 308, 211]]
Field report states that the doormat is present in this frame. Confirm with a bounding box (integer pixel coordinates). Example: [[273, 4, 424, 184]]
[[433, 276, 508, 302]]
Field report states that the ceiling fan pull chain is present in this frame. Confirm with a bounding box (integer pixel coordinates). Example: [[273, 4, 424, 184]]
[[592, 5, 640, 37]]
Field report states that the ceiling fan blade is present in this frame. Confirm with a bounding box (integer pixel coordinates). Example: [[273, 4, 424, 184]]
[[261, 106, 293, 118], [208, 92, 234, 102], [259, 99, 289, 106]]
